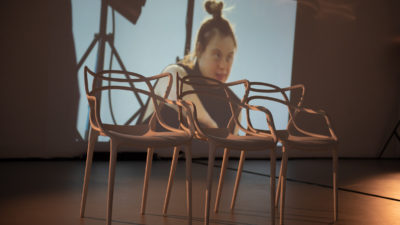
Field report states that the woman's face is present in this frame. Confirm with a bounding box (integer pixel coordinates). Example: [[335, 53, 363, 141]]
[[197, 33, 236, 83]]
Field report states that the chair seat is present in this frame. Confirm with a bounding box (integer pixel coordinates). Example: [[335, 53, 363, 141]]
[[102, 124, 149, 136], [203, 128, 276, 150], [276, 130, 337, 150], [102, 124, 192, 148]]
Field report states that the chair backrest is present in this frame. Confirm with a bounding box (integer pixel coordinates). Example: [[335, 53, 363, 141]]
[[176, 75, 277, 141], [244, 82, 302, 131], [84, 67, 194, 136], [245, 81, 337, 140]]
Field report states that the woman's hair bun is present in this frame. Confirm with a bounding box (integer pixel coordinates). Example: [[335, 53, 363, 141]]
[[205, 0, 223, 19]]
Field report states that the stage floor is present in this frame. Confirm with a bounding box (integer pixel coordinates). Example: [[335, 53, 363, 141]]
[[0, 158, 399, 225]]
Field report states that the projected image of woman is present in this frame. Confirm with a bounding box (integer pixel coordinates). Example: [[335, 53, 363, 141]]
[[143, 0, 239, 129]]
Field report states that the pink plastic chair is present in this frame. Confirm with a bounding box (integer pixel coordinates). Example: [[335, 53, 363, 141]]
[[163, 76, 279, 225], [214, 81, 339, 225], [79, 67, 195, 225]]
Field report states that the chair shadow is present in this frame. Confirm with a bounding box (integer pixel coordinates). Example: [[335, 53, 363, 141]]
[[82, 216, 145, 225], [217, 208, 334, 225], [82, 210, 334, 225], [146, 212, 257, 225]]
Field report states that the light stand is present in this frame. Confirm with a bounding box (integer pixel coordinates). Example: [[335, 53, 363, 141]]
[[76, 0, 194, 140], [76, 0, 146, 139], [378, 119, 400, 158]]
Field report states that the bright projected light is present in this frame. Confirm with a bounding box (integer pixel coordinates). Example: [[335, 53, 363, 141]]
[[72, 0, 297, 142]]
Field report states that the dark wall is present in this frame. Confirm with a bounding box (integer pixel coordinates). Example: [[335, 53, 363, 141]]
[[0, 0, 83, 158], [290, 0, 400, 157]]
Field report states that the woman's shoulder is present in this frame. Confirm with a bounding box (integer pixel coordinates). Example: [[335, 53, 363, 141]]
[[162, 64, 189, 78]]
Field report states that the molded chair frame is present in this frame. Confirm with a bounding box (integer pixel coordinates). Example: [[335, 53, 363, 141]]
[[79, 67, 195, 225], [163, 76, 279, 225], [214, 81, 339, 225]]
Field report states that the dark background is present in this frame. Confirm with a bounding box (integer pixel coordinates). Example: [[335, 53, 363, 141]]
[[0, 0, 399, 158]]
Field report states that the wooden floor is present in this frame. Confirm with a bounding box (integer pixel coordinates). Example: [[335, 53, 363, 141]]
[[0, 158, 399, 225]]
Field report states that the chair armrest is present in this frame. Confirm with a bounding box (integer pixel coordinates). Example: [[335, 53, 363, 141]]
[[86, 95, 107, 134], [244, 95, 285, 135], [151, 94, 195, 136], [280, 84, 305, 107], [233, 102, 278, 142], [291, 106, 338, 141]]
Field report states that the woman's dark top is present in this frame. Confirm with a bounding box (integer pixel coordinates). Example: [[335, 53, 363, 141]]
[[144, 62, 241, 131], [177, 62, 241, 129]]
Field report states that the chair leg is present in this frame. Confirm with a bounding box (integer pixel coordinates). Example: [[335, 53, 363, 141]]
[[141, 147, 154, 215], [275, 154, 284, 208], [214, 148, 230, 213], [205, 143, 216, 225], [230, 150, 245, 210], [279, 147, 288, 225], [80, 128, 99, 218], [270, 149, 276, 225], [333, 147, 338, 222], [184, 144, 193, 225], [106, 139, 118, 225], [163, 146, 180, 216]]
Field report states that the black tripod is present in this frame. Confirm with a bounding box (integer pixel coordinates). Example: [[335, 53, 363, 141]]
[[378, 119, 400, 158], [77, 0, 195, 139], [77, 0, 146, 139]]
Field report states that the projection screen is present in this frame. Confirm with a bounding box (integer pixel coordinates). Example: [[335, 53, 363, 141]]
[[72, 0, 297, 145]]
